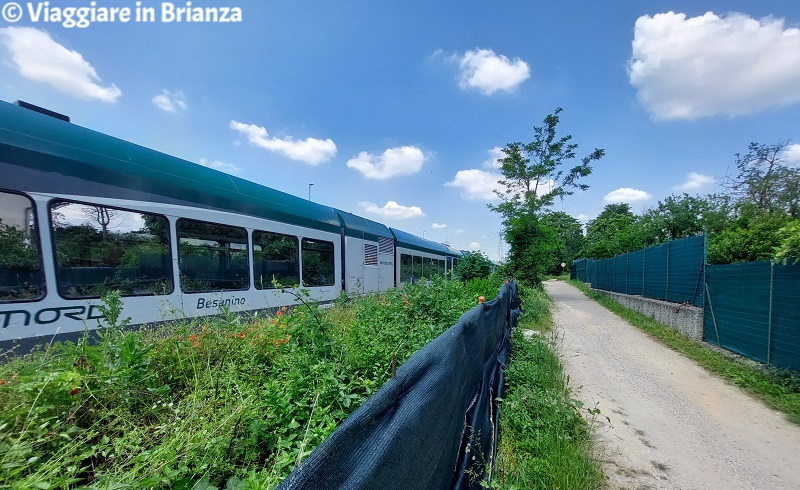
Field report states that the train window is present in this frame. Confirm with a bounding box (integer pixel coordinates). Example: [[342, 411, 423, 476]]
[[177, 219, 249, 292], [253, 230, 299, 289], [412, 256, 422, 281], [301, 238, 334, 287], [50, 201, 172, 298], [0, 191, 45, 302], [364, 243, 378, 266], [400, 254, 413, 283]]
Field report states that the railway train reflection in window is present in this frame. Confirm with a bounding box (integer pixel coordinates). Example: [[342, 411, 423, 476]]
[[0, 100, 462, 350]]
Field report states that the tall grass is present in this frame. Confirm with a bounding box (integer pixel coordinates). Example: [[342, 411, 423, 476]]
[[495, 286, 604, 490], [0, 278, 496, 488]]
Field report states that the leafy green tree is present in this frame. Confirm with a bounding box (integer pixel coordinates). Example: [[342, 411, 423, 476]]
[[540, 211, 584, 274], [488, 108, 603, 284], [637, 193, 734, 245], [707, 203, 793, 264], [503, 214, 561, 284], [721, 141, 800, 217], [453, 251, 494, 281], [489, 108, 604, 222], [0, 222, 39, 269], [774, 220, 800, 264], [581, 204, 645, 259]]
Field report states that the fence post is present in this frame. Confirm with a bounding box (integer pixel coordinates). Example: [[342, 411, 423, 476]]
[[666, 239, 671, 302], [705, 283, 721, 346], [643, 246, 647, 298], [767, 262, 775, 365]]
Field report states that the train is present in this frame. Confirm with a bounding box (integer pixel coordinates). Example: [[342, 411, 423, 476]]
[[0, 100, 462, 350]]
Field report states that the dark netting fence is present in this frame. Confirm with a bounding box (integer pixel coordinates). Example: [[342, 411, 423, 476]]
[[276, 281, 520, 490], [571, 235, 706, 307], [705, 261, 800, 370]]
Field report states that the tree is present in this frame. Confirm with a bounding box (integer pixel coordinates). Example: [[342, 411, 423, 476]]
[[707, 203, 793, 264], [453, 251, 494, 281], [774, 220, 800, 264], [637, 193, 734, 245], [540, 211, 584, 274], [489, 108, 604, 223], [488, 108, 604, 284], [721, 141, 800, 217], [581, 204, 645, 259]]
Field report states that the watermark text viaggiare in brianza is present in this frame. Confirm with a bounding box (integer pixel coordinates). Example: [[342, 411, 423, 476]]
[[1, 1, 243, 28]]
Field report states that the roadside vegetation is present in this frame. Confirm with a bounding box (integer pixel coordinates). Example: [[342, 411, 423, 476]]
[[567, 279, 800, 425], [0, 278, 495, 488], [495, 286, 604, 489]]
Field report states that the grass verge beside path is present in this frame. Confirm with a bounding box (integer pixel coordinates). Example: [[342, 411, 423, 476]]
[[495, 286, 604, 490], [566, 279, 800, 425]]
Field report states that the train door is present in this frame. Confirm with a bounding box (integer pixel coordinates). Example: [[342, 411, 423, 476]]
[[377, 237, 394, 292]]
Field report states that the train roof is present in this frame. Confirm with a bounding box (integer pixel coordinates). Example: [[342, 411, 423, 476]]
[[389, 227, 454, 255], [0, 100, 341, 233], [335, 210, 392, 241]]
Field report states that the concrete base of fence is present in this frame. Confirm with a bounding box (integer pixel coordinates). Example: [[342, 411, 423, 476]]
[[594, 290, 703, 341]]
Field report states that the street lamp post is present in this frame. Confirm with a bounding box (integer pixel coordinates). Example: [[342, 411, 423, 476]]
[[308, 183, 314, 201]]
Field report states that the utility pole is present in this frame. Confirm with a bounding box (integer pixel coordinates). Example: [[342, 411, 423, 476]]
[[308, 183, 314, 201]]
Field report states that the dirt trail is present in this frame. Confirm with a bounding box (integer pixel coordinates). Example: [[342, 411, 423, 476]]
[[543, 280, 800, 490]]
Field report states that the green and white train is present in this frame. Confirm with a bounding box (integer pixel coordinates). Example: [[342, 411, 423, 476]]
[[0, 100, 461, 350]]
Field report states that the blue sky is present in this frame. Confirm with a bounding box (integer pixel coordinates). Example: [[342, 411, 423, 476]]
[[2, 0, 800, 261]]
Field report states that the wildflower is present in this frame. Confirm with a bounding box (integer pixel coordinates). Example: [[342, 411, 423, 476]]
[[0, 379, 6, 385], [276, 311, 283, 318], [281, 306, 288, 312], [403, 300, 409, 306], [70, 388, 81, 396], [193, 341, 200, 348], [238, 332, 246, 339], [478, 296, 485, 304], [189, 334, 198, 341]]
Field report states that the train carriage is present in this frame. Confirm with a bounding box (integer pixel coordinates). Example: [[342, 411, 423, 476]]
[[0, 100, 459, 351]]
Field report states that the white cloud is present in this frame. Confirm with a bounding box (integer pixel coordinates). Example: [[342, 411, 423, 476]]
[[0, 27, 121, 102], [152, 89, 187, 113], [346, 146, 425, 179], [784, 144, 800, 165], [468, 242, 481, 251], [482, 146, 506, 169], [198, 158, 241, 174], [453, 48, 530, 95], [432, 223, 447, 229], [629, 12, 800, 120], [604, 188, 652, 203], [674, 172, 715, 191], [229, 121, 336, 165], [358, 201, 425, 220], [577, 213, 590, 222], [445, 169, 504, 201]]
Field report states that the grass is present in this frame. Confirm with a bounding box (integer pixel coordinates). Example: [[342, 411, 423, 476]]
[[0, 278, 495, 489], [494, 286, 604, 490], [566, 279, 800, 425]]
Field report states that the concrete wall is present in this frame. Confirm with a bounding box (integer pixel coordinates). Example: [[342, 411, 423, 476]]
[[595, 290, 704, 341]]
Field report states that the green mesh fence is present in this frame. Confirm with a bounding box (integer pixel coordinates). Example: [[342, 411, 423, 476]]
[[705, 262, 800, 370], [572, 235, 705, 307]]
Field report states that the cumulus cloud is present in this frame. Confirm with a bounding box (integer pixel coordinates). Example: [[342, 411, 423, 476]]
[[229, 121, 336, 165], [0, 26, 121, 102], [346, 146, 425, 179], [577, 213, 591, 222], [604, 188, 652, 203], [445, 169, 504, 201], [784, 144, 800, 165], [482, 146, 507, 169], [674, 172, 715, 191], [628, 12, 800, 120], [198, 158, 240, 174], [452, 48, 530, 95], [359, 201, 425, 220], [432, 223, 447, 229], [468, 242, 481, 251], [152, 90, 187, 113]]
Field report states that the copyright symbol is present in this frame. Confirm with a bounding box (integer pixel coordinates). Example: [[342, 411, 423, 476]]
[[2, 2, 24, 23]]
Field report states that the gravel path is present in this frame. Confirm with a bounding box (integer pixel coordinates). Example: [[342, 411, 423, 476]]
[[543, 280, 800, 490]]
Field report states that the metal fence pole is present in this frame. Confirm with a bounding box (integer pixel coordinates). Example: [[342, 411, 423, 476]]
[[705, 282, 721, 346], [666, 239, 671, 302], [767, 262, 775, 365]]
